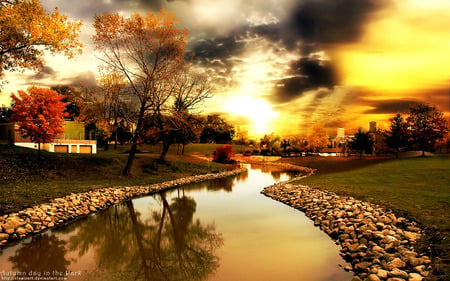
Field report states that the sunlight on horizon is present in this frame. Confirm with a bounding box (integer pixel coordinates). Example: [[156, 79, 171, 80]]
[[224, 96, 279, 137]]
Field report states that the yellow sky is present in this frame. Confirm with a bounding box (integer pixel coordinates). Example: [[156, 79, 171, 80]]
[[1, 0, 449, 138]]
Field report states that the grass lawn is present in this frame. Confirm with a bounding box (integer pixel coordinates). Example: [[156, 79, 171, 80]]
[[0, 144, 233, 214], [290, 155, 450, 278]]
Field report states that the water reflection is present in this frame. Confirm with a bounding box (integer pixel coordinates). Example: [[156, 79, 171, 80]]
[[9, 234, 71, 274], [0, 166, 352, 281], [68, 194, 223, 281]]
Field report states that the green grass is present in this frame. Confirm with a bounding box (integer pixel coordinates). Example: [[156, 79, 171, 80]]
[[0, 144, 229, 214], [295, 157, 450, 229], [292, 156, 450, 279]]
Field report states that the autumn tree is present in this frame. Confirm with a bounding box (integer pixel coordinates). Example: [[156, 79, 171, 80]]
[[93, 9, 188, 175], [154, 66, 211, 161], [260, 133, 280, 155], [348, 128, 374, 160], [0, 0, 82, 80], [406, 104, 448, 157], [9, 86, 68, 161], [384, 113, 410, 158], [306, 123, 328, 153]]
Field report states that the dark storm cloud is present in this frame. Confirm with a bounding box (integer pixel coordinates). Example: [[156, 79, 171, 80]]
[[282, 0, 388, 46], [191, 0, 389, 103], [363, 99, 421, 114], [272, 57, 338, 103]]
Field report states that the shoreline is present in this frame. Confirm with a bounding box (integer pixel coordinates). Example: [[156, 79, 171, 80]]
[[261, 180, 429, 281], [0, 167, 247, 247]]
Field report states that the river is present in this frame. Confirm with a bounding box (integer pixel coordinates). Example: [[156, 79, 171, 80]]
[[0, 164, 352, 281]]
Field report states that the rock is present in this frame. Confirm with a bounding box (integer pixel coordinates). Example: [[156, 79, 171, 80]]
[[0, 233, 9, 240], [15, 227, 28, 235], [408, 273, 423, 281], [377, 269, 388, 279], [366, 274, 381, 281], [403, 231, 420, 241], [388, 258, 406, 269], [389, 268, 409, 279], [356, 262, 371, 272], [387, 278, 405, 281], [2, 216, 25, 230]]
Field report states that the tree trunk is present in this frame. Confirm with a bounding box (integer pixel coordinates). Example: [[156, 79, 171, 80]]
[[422, 149, 425, 157], [158, 140, 170, 163], [122, 142, 137, 176], [359, 150, 363, 160], [122, 104, 145, 176], [181, 143, 185, 155], [37, 142, 41, 162], [395, 148, 399, 159], [104, 139, 109, 151]]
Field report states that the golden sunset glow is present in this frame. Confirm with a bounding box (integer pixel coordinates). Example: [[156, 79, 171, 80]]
[[1, 0, 449, 138], [224, 96, 278, 136]]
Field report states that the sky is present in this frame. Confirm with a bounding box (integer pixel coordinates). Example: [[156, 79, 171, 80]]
[[1, 0, 450, 138]]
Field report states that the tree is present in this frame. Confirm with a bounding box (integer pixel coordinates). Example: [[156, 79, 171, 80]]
[[384, 113, 410, 159], [259, 133, 280, 155], [93, 9, 188, 175], [0, 0, 82, 80], [199, 114, 234, 144], [306, 123, 328, 153], [348, 128, 374, 160], [9, 86, 68, 161], [406, 104, 448, 157]]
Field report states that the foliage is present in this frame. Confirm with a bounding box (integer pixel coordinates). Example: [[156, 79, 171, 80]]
[[212, 144, 234, 163], [93, 8, 188, 174], [9, 86, 68, 159], [306, 123, 328, 152], [406, 104, 448, 157], [289, 135, 307, 154], [0, 0, 82, 79], [259, 133, 280, 155], [199, 114, 235, 144], [234, 126, 249, 145], [348, 128, 374, 159], [384, 113, 410, 158]]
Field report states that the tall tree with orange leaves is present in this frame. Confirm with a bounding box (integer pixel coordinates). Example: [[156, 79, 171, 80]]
[[0, 0, 82, 81], [93, 9, 188, 175], [9, 86, 68, 161]]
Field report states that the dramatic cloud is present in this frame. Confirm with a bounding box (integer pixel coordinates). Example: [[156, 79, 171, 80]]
[[191, 0, 390, 106], [363, 99, 421, 114]]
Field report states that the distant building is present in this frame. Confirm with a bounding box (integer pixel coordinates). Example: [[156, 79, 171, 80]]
[[369, 121, 377, 132], [0, 121, 97, 154], [337, 127, 345, 140]]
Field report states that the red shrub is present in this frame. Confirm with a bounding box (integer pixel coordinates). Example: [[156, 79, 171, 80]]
[[212, 145, 234, 163]]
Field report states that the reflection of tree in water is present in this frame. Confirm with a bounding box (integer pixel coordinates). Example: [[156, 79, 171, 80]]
[[9, 234, 71, 275], [69, 192, 223, 281]]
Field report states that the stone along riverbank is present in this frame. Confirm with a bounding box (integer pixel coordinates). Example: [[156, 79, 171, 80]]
[[262, 183, 430, 281], [0, 168, 247, 246]]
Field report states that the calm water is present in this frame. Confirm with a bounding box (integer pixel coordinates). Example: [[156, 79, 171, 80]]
[[0, 164, 352, 281]]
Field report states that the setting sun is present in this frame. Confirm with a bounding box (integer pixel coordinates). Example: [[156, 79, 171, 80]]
[[224, 96, 278, 137]]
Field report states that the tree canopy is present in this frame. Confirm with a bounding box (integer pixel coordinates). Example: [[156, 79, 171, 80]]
[[0, 0, 82, 80], [9, 86, 68, 160], [406, 104, 448, 157]]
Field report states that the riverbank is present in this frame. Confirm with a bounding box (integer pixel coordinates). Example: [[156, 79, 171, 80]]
[[262, 183, 429, 281], [290, 156, 449, 281], [0, 144, 229, 214], [0, 167, 247, 247]]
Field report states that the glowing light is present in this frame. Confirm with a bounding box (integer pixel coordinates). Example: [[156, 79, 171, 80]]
[[224, 96, 278, 136]]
